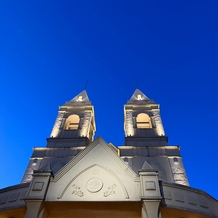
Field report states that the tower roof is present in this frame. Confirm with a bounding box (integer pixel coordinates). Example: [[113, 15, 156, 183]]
[[127, 89, 155, 104], [64, 90, 92, 106]]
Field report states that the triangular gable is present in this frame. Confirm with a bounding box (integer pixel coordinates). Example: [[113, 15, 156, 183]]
[[46, 137, 141, 201], [64, 90, 91, 106], [127, 89, 155, 104]]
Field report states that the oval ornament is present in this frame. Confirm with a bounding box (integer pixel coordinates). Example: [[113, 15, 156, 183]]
[[86, 178, 103, 193]]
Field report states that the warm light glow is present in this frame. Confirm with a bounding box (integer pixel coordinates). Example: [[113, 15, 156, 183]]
[[136, 113, 152, 128], [80, 112, 92, 138], [137, 94, 142, 100], [77, 95, 83, 101], [125, 111, 134, 136], [65, 114, 80, 130]]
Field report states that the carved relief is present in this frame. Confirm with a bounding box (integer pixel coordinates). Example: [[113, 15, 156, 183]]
[[80, 112, 91, 137], [172, 167, 189, 186], [152, 111, 165, 136], [104, 184, 116, 197], [72, 184, 83, 197], [86, 178, 103, 193], [50, 112, 64, 137], [125, 111, 134, 136], [145, 181, 156, 190], [92, 169, 99, 175]]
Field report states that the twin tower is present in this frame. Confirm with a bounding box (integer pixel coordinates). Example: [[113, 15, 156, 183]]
[[22, 89, 189, 186]]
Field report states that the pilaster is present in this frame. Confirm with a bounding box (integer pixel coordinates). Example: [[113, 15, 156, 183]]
[[139, 169, 162, 218], [24, 170, 52, 218]]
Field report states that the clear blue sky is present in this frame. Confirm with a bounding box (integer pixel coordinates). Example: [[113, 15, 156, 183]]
[[1, 1, 218, 200]]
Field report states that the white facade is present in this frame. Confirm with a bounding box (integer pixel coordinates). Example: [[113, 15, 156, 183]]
[[0, 89, 217, 218]]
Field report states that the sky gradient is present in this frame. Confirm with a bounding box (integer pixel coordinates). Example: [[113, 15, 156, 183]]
[[1, 1, 218, 200]]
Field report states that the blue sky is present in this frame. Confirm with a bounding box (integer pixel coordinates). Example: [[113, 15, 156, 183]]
[[1, 1, 218, 199]]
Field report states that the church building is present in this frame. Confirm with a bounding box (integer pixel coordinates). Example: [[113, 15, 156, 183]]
[[0, 89, 217, 218]]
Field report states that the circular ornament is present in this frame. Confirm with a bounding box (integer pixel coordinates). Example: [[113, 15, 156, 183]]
[[86, 178, 103, 193]]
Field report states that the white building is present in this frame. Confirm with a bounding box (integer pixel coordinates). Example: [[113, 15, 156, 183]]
[[0, 89, 217, 218]]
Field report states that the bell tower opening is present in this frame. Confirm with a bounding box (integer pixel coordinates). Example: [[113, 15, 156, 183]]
[[136, 113, 152, 129], [65, 114, 80, 130]]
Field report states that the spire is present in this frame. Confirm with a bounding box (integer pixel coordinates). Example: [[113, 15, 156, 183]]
[[65, 90, 91, 106], [127, 89, 155, 104]]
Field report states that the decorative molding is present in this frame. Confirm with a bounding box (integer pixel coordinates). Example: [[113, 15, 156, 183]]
[[104, 184, 116, 197], [174, 192, 184, 202], [187, 195, 197, 205], [152, 111, 165, 136], [9, 193, 19, 202], [58, 164, 129, 199], [198, 197, 208, 208], [50, 112, 64, 137], [20, 191, 27, 200], [86, 178, 103, 193], [92, 169, 99, 175], [145, 181, 156, 190], [125, 111, 134, 136], [53, 137, 137, 183], [72, 184, 83, 197], [149, 148, 166, 156], [32, 182, 44, 191], [163, 190, 172, 200], [0, 195, 8, 204], [172, 167, 189, 186], [80, 112, 91, 137]]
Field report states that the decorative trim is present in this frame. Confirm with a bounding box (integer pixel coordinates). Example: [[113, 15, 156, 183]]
[[53, 137, 138, 182], [174, 192, 184, 202], [0, 195, 8, 204], [32, 182, 44, 191], [86, 178, 103, 193], [163, 190, 172, 200], [58, 164, 129, 199], [145, 181, 156, 190], [104, 184, 116, 197], [72, 184, 83, 197], [9, 193, 19, 202], [187, 195, 197, 205]]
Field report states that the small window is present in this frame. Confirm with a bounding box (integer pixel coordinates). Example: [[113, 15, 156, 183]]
[[173, 157, 179, 165], [136, 113, 152, 128], [32, 158, 38, 166], [65, 114, 80, 130]]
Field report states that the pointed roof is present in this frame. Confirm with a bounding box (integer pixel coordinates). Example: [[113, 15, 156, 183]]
[[64, 90, 92, 106], [52, 136, 138, 182], [127, 89, 155, 104], [46, 137, 141, 201]]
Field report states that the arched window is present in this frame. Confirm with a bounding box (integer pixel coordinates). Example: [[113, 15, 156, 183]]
[[136, 113, 152, 128], [65, 114, 80, 130]]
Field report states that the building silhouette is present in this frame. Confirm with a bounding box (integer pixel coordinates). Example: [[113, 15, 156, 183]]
[[0, 89, 217, 218]]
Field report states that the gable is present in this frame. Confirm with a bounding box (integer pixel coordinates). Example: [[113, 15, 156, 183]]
[[46, 137, 141, 201]]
